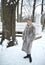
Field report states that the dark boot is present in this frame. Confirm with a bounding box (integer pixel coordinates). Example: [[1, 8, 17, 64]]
[[29, 54, 32, 63], [7, 41, 15, 48], [24, 54, 30, 59]]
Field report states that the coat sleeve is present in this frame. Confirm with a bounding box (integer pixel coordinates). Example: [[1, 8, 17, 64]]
[[29, 26, 36, 41], [32, 26, 36, 39], [22, 30, 25, 40], [22, 26, 27, 40]]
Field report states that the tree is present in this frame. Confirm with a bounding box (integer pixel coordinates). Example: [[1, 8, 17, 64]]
[[41, 0, 44, 14], [32, 0, 36, 22], [1, 0, 19, 46], [20, 0, 23, 22], [17, 0, 20, 22], [41, 0, 44, 31]]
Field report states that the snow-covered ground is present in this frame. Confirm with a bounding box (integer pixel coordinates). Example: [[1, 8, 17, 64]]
[[0, 31, 45, 65], [0, 18, 45, 65]]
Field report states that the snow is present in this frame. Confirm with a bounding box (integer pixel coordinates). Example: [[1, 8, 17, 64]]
[[0, 32, 45, 65], [16, 22, 42, 36], [0, 16, 44, 65]]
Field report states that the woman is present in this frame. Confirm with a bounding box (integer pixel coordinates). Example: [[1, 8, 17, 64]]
[[22, 18, 35, 63]]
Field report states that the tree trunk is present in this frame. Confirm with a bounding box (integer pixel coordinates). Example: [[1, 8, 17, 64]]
[[1, 0, 19, 46], [17, 1, 20, 22], [41, 0, 44, 31], [32, 0, 36, 22], [41, 0, 44, 14], [20, 0, 23, 22]]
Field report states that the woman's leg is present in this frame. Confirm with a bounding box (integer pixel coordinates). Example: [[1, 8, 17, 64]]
[[27, 43, 32, 63]]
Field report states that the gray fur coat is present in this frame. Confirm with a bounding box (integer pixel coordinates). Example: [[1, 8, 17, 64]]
[[22, 24, 35, 54]]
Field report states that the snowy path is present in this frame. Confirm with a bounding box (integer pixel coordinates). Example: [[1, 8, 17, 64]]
[[0, 32, 45, 65]]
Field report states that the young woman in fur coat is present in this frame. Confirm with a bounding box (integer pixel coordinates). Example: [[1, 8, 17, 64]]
[[22, 19, 35, 63]]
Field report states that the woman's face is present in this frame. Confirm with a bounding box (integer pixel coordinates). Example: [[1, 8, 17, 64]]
[[27, 20, 32, 26]]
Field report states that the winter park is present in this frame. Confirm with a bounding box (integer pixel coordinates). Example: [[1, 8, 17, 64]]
[[0, 0, 45, 65]]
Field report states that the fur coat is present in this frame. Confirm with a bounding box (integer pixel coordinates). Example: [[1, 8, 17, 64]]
[[22, 24, 35, 54]]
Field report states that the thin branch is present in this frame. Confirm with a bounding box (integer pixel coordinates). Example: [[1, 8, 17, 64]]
[[36, 3, 45, 7]]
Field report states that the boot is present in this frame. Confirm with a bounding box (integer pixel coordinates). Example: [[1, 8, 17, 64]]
[[24, 54, 30, 59], [7, 41, 15, 48], [29, 54, 32, 63]]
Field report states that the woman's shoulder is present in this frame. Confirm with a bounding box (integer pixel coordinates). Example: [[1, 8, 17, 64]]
[[32, 24, 35, 28]]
